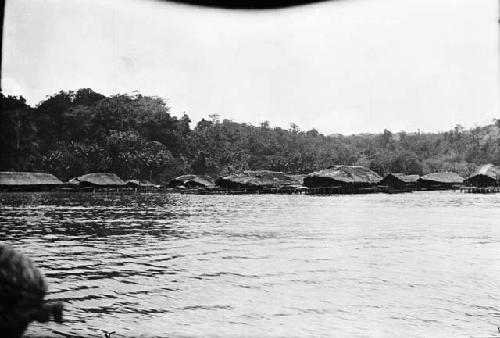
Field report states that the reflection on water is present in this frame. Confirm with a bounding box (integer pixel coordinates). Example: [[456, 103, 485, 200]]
[[1, 191, 499, 337]]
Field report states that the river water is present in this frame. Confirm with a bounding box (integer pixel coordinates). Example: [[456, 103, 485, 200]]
[[1, 191, 499, 337]]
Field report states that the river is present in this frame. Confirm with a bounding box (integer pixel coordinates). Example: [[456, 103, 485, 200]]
[[1, 191, 499, 337]]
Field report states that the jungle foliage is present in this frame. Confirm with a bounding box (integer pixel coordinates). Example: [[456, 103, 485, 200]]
[[2, 89, 499, 182]]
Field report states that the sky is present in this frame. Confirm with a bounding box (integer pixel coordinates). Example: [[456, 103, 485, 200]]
[[2, 0, 498, 134]]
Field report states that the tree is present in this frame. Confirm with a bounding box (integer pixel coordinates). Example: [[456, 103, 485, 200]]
[[289, 123, 300, 134], [378, 129, 393, 148], [40, 141, 110, 181], [389, 151, 423, 175], [0, 94, 38, 170]]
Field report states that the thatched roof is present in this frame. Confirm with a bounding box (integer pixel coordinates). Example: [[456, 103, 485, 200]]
[[170, 174, 215, 188], [419, 172, 464, 184], [386, 173, 420, 183], [72, 173, 126, 186], [0, 172, 63, 186], [304, 166, 382, 187], [216, 170, 298, 189], [126, 179, 158, 187]]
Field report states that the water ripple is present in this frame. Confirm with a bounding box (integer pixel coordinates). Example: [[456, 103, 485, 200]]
[[1, 191, 499, 337]]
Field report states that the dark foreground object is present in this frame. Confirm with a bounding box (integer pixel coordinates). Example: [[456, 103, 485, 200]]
[[0, 245, 63, 338], [167, 0, 329, 9]]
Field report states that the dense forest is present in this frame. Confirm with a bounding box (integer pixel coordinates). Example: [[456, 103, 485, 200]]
[[1, 88, 500, 183]]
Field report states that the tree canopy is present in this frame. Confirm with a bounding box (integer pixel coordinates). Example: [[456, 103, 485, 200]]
[[1, 89, 499, 182]]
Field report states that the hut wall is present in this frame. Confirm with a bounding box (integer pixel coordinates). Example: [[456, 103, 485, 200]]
[[303, 176, 373, 188], [169, 179, 184, 188], [215, 170, 300, 192], [465, 175, 499, 188], [0, 184, 59, 192], [303, 177, 339, 188], [379, 176, 406, 190], [78, 181, 120, 188], [215, 178, 260, 191], [417, 180, 455, 190]]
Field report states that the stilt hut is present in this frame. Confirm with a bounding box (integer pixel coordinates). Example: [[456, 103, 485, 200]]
[[169, 175, 216, 189], [464, 164, 500, 187], [215, 170, 300, 192], [379, 173, 420, 190], [418, 172, 464, 190], [69, 173, 126, 188], [126, 180, 160, 190], [303, 165, 382, 194], [0, 172, 63, 191], [276, 174, 307, 194]]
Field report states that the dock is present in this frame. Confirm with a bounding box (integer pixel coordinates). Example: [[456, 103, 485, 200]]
[[460, 187, 500, 194]]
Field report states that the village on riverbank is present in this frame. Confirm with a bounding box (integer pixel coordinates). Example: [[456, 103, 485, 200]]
[[1, 163, 500, 195], [3, 90, 500, 198]]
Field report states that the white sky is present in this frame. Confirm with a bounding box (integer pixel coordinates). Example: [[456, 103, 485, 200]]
[[2, 0, 498, 134]]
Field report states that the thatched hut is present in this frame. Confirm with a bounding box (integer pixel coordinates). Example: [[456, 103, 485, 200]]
[[126, 180, 160, 189], [215, 170, 298, 192], [169, 175, 216, 189], [464, 164, 500, 187], [303, 166, 381, 193], [0, 172, 63, 191], [418, 172, 464, 190], [69, 173, 126, 188], [379, 173, 420, 190]]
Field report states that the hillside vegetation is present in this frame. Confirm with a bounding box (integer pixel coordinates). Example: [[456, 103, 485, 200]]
[[2, 89, 499, 182]]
